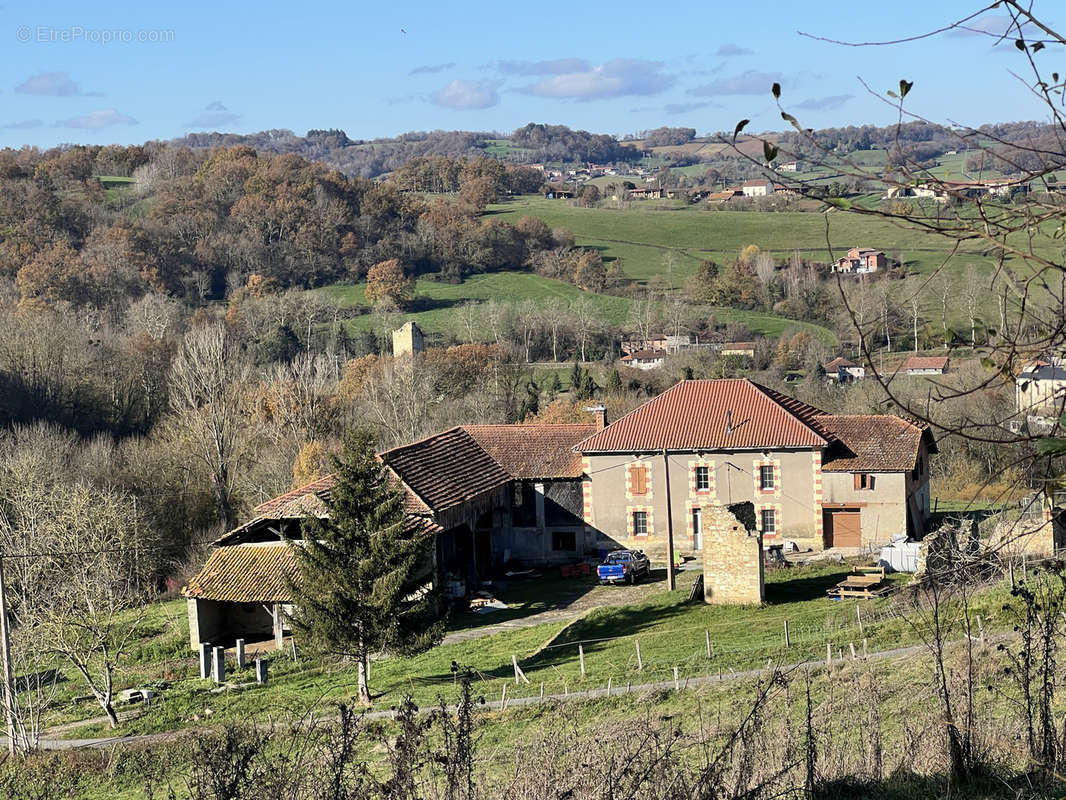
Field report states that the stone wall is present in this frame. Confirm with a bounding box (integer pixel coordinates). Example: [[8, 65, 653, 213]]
[[987, 508, 1065, 556], [914, 518, 979, 578], [702, 501, 764, 605]]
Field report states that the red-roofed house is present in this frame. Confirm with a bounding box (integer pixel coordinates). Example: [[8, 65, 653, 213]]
[[903, 356, 949, 375], [577, 379, 935, 558], [823, 357, 865, 383], [832, 247, 887, 274]]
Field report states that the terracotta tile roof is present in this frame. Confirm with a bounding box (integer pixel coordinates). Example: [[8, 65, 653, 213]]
[[182, 544, 298, 603], [824, 357, 856, 371], [577, 379, 832, 453], [379, 427, 511, 512], [820, 415, 933, 472], [465, 424, 597, 479], [721, 341, 756, 351], [904, 356, 949, 371], [622, 350, 664, 361], [253, 475, 335, 516]]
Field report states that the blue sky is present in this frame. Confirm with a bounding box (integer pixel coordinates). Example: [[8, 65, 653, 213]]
[[0, 0, 1054, 148]]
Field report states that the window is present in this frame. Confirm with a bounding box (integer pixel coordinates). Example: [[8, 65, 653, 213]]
[[630, 464, 648, 496], [632, 511, 648, 536], [759, 465, 776, 491], [760, 509, 776, 535], [854, 473, 876, 491], [694, 465, 710, 492], [552, 530, 576, 551]]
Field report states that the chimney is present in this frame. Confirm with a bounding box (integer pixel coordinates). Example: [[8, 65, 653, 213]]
[[585, 404, 608, 430]]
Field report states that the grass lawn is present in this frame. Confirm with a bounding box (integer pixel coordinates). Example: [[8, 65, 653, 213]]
[[320, 271, 838, 346], [42, 562, 1017, 741]]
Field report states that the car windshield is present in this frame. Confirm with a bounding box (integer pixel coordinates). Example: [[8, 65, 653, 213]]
[[605, 552, 631, 563]]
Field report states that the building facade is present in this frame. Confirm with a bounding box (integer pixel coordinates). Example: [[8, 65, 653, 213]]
[[577, 380, 934, 560]]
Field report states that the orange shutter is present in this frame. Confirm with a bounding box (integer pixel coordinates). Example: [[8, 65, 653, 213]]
[[631, 465, 647, 495]]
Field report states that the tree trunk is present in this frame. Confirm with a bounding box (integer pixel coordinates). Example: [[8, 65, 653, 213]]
[[357, 653, 371, 706], [102, 700, 119, 729]]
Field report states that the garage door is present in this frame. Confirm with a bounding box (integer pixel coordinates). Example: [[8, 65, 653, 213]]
[[824, 509, 861, 548]]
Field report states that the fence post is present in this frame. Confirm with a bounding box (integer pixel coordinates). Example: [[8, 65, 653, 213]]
[[579, 644, 586, 676], [254, 658, 268, 685], [849, 642, 856, 660], [977, 615, 985, 647], [705, 629, 712, 659], [673, 666, 679, 691], [863, 638, 868, 658], [540, 682, 544, 699], [826, 643, 831, 667], [606, 676, 612, 697], [856, 604, 864, 635], [783, 618, 790, 648], [235, 639, 246, 670], [635, 639, 643, 672], [501, 683, 508, 710]]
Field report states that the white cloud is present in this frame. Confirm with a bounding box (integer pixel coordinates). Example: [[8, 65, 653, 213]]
[[715, 44, 752, 57], [497, 58, 590, 76], [431, 79, 501, 110], [794, 94, 853, 111], [410, 62, 456, 75], [185, 101, 242, 128], [0, 119, 44, 130], [688, 70, 782, 96], [55, 108, 138, 129], [519, 59, 675, 101], [16, 71, 100, 97]]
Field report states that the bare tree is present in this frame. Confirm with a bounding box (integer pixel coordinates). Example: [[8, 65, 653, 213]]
[[2, 483, 154, 731], [167, 323, 258, 529], [540, 299, 570, 362]]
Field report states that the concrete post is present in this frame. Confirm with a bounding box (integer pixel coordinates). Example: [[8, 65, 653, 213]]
[[199, 642, 211, 680], [211, 646, 225, 684], [534, 482, 546, 537], [236, 639, 246, 670], [255, 658, 268, 685]]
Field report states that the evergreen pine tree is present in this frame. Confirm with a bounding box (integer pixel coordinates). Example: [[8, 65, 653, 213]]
[[568, 358, 583, 392], [547, 372, 562, 398], [286, 429, 442, 705], [578, 370, 598, 400], [605, 368, 623, 395]]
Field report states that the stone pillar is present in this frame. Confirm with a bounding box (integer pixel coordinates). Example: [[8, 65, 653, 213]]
[[702, 501, 764, 605], [273, 604, 284, 651], [235, 639, 246, 670], [211, 646, 225, 684], [199, 642, 211, 679], [534, 482, 546, 536], [255, 658, 268, 685]]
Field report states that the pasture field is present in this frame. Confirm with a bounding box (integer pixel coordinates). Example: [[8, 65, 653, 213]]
[[321, 271, 838, 346], [38, 562, 1015, 742]]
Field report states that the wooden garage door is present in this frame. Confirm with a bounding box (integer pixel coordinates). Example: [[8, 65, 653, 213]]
[[825, 509, 861, 547]]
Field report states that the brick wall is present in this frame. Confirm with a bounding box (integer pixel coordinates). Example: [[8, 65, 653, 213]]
[[702, 501, 764, 605]]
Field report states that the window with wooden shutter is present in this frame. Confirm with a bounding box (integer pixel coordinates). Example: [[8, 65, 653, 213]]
[[854, 473, 875, 490], [630, 464, 648, 495]]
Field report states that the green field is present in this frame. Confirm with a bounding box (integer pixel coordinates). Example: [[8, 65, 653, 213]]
[[39, 562, 1018, 744], [488, 196, 998, 283], [321, 271, 838, 346]]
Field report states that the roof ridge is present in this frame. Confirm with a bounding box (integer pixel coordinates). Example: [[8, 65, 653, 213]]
[[747, 380, 832, 443]]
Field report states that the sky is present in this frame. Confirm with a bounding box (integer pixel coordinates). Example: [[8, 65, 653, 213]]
[[0, 0, 1056, 149]]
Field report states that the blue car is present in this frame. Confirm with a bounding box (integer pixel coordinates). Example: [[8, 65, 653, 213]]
[[597, 549, 651, 585]]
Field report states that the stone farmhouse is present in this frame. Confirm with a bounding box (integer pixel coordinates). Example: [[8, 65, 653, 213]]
[[903, 356, 949, 375], [183, 379, 935, 650]]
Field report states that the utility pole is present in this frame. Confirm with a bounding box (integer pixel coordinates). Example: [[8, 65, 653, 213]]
[[662, 448, 676, 591], [0, 552, 16, 755]]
